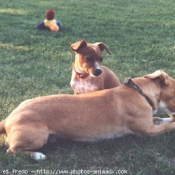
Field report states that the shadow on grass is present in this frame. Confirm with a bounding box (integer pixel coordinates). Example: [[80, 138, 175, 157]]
[[0, 133, 175, 173]]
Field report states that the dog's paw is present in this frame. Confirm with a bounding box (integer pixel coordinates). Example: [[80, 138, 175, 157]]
[[33, 152, 47, 161], [153, 117, 174, 125], [168, 114, 175, 121]]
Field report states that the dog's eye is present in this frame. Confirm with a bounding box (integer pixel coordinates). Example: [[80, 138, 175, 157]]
[[86, 57, 93, 62], [99, 57, 103, 62]]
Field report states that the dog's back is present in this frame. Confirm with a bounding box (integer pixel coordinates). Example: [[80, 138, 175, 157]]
[[101, 66, 120, 89]]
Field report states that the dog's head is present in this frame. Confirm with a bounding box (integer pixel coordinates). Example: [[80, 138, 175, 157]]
[[70, 40, 111, 77], [144, 70, 175, 114]]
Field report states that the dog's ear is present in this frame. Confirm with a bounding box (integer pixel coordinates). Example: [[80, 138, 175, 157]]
[[95, 42, 112, 55], [70, 40, 87, 52], [144, 70, 170, 86]]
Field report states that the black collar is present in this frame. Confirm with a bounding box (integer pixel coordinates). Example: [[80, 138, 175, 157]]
[[124, 78, 153, 108]]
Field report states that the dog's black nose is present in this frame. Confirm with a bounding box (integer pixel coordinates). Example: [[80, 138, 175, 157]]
[[94, 69, 102, 76]]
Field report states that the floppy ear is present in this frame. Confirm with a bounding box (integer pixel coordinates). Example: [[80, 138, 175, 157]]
[[70, 40, 87, 52], [95, 42, 112, 55], [144, 70, 170, 86]]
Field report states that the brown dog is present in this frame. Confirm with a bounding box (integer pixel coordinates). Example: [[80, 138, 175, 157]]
[[1, 70, 175, 160], [70, 40, 120, 94]]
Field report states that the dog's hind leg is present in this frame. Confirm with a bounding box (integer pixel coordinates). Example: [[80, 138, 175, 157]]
[[5, 124, 49, 160], [6, 147, 47, 160]]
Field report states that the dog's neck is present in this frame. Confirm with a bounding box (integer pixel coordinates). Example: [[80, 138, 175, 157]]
[[129, 77, 162, 114], [124, 78, 154, 108]]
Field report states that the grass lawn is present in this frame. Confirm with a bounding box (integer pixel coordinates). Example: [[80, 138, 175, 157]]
[[1, 0, 175, 174]]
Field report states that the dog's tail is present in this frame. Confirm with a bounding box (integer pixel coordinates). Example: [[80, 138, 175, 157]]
[[0, 120, 6, 135]]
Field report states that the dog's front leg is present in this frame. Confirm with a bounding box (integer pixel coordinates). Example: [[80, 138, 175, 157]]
[[138, 122, 175, 136], [153, 117, 174, 125], [130, 116, 175, 136], [168, 114, 175, 120]]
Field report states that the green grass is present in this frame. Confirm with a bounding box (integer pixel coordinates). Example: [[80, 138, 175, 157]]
[[1, 0, 175, 174]]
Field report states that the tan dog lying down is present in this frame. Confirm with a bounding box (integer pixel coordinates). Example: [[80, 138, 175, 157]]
[[1, 70, 175, 160]]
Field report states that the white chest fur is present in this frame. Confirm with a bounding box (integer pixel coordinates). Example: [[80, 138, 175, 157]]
[[158, 101, 175, 115], [71, 76, 99, 94]]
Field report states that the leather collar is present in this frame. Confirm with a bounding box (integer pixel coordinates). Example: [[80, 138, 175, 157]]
[[124, 78, 153, 108]]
